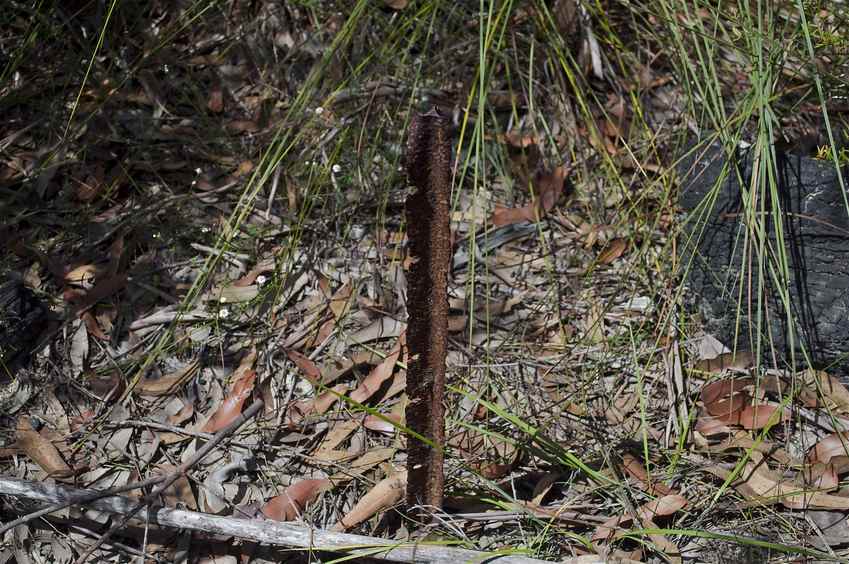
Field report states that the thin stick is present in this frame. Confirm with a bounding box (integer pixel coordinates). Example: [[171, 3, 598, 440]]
[[73, 399, 264, 563]]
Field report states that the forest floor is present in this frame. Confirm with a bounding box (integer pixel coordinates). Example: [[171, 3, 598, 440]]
[[2, 1, 849, 563]]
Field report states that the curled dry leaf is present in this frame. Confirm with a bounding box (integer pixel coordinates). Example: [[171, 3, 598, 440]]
[[261, 478, 331, 521], [490, 165, 569, 227], [332, 470, 407, 532], [706, 460, 849, 510], [694, 350, 754, 373], [735, 403, 788, 430], [202, 351, 258, 433], [799, 369, 849, 412], [621, 453, 675, 496], [695, 415, 734, 437], [706, 392, 748, 419], [138, 359, 200, 396], [286, 349, 322, 386], [808, 432, 849, 464], [593, 494, 687, 541], [597, 238, 627, 265], [16, 417, 74, 479], [700, 377, 753, 406], [349, 347, 400, 404]]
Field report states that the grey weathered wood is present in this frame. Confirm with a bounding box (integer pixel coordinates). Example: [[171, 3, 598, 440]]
[[0, 477, 601, 564], [678, 140, 849, 373]]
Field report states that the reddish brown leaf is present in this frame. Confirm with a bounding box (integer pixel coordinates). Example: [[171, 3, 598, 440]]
[[490, 166, 568, 227], [597, 238, 627, 264], [694, 415, 734, 437], [285, 384, 347, 428], [736, 403, 787, 430], [81, 310, 108, 341], [621, 453, 675, 495], [207, 89, 224, 113], [16, 418, 73, 479], [700, 377, 753, 405], [349, 348, 400, 404], [809, 433, 849, 464], [593, 494, 687, 541], [801, 462, 839, 491], [202, 351, 257, 433], [363, 413, 401, 435], [261, 478, 331, 521], [286, 349, 322, 386], [706, 392, 749, 419], [694, 351, 755, 373], [332, 471, 407, 531], [138, 360, 200, 397]]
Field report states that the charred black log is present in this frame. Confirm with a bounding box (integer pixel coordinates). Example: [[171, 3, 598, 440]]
[[679, 140, 849, 373]]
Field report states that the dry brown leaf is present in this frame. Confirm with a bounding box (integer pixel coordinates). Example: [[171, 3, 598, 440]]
[[286, 349, 322, 386], [383, 0, 408, 9], [501, 131, 539, 148], [64, 264, 98, 286], [330, 447, 396, 484], [800, 461, 840, 492], [332, 470, 407, 531], [157, 463, 198, 509], [491, 166, 568, 227], [450, 426, 520, 480], [799, 369, 849, 412], [16, 417, 73, 479], [328, 281, 353, 320], [700, 377, 754, 405], [706, 461, 849, 510], [349, 348, 400, 404], [207, 89, 224, 113], [202, 351, 258, 433], [597, 238, 627, 264], [71, 273, 128, 316], [621, 453, 675, 496], [695, 415, 734, 437], [285, 383, 348, 429], [315, 419, 360, 456], [261, 478, 331, 521], [809, 432, 849, 464], [363, 413, 400, 435], [233, 257, 276, 287], [593, 494, 687, 541], [735, 403, 788, 430], [694, 351, 754, 373], [138, 360, 200, 396], [81, 310, 108, 341]]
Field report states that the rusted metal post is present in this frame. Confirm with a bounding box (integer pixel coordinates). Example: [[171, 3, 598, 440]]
[[404, 108, 451, 513]]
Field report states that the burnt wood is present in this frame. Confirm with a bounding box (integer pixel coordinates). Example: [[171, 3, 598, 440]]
[[678, 140, 849, 373], [0, 277, 48, 378]]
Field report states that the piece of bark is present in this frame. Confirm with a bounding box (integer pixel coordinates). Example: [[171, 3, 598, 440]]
[[404, 108, 451, 512]]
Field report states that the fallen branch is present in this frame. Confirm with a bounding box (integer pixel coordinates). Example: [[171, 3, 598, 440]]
[[0, 477, 585, 564]]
